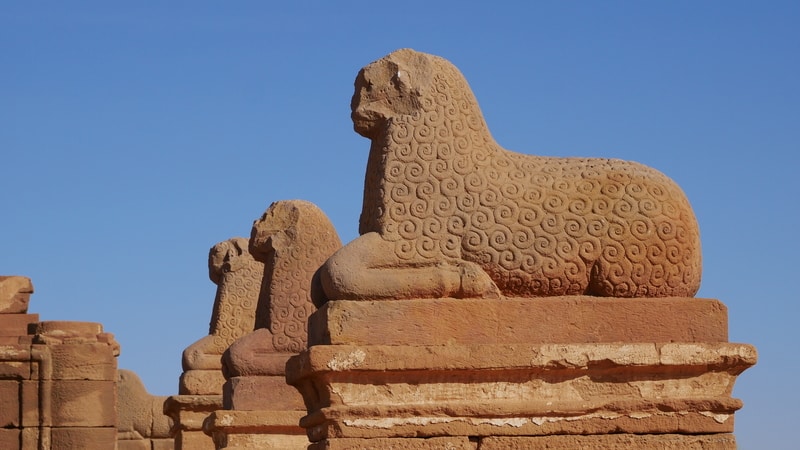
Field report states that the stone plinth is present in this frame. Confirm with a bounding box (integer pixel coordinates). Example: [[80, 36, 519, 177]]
[[310, 297, 728, 346], [287, 297, 756, 449], [165, 395, 223, 450], [479, 434, 739, 449], [204, 410, 307, 449]]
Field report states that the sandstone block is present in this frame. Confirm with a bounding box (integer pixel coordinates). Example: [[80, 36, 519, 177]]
[[31, 321, 120, 360], [21, 426, 45, 450], [175, 430, 217, 450], [206, 410, 306, 432], [205, 410, 307, 448], [287, 343, 755, 441], [49, 380, 116, 427], [310, 297, 728, 347], [480, 433, 737, 449], [0, 276, 33, 314], [0, 428, 20, 450], [0, 380, 20, 427], [309, 437, 475, 450], [117, 440, 150, 450], [221, 433, 309, 449], [152, 438, 175, 450], [224, 375, 304, 411], [0, 345, 31, 378], [46, 343, 117, 380], [0, 314, 38, 337], [49, 427, 117, 450], [32, 320, 103, 337], [179, 369, 226, 395], [19, 380, 39, 427], [206, 410, 305, 432]]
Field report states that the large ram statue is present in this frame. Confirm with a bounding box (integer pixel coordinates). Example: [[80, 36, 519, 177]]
[[321, 48, 701, 301]]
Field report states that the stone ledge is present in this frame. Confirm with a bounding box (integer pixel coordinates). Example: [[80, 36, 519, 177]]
[[204, 410, 306, 434], [204, 410, 308, 450], [480, 433, 737, 449], [309, 436, 474, 450], [287, 343, 755, 440], [164, 395, 224, 414], [288, 342, 756, 379], [310, 297, 728, 346], [302, 400, 740, 440], [164, 395, 223, 434]]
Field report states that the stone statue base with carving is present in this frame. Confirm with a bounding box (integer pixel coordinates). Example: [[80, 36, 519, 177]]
[[287, 296, 755, 449]]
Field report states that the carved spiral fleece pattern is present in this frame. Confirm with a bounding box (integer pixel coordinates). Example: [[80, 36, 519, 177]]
[[257, 201, 342, 353], [359, 51, 701, 297], [208, 238, 263, 354], [267, 244, 319, 353]]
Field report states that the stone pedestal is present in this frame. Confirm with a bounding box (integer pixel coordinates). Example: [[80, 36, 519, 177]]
[[287, 297, 756, 449], [165, 395, 223, 450]]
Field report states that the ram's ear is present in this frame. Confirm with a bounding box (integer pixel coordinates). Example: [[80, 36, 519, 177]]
[[208, 241, 229, 284]]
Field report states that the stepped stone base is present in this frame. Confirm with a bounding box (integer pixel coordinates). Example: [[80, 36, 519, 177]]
[[288, 342, 754, 441], [288, 297, 755, 447], [164, 395, 222, 450], [308, 434, 737, 450]]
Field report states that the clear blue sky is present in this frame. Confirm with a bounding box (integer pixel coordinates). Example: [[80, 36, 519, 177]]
[[2, 2, 797, 448]]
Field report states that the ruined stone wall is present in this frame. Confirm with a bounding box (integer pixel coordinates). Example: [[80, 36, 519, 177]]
[[0, 276, 174, 450]]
